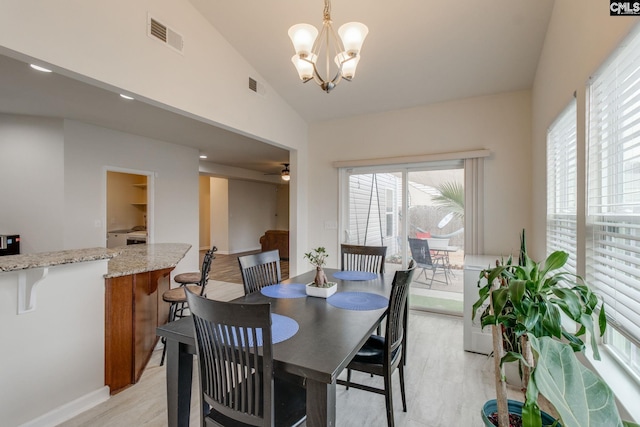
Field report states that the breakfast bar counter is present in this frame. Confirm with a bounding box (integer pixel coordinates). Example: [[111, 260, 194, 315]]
[[0, 246, 117, 273], [104, 243, 191, 394], [105, 243, 191, 278]]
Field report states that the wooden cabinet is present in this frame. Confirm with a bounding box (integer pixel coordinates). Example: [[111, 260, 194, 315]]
[[105, 267, 172, 394]]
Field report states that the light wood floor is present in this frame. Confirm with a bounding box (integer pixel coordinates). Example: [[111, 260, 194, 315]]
[[59, 262, 526, 427], [208, 250, 289, 284]]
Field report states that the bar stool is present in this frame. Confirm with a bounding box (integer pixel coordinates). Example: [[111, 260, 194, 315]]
[[159, 246, 216, 366], [173, 245, 217, 286]]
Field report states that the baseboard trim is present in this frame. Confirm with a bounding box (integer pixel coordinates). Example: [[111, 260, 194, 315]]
[[19, 386, 110, 427], [230, 246, 261, 255]]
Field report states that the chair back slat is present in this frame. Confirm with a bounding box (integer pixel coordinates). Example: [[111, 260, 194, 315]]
[[238, 250, 282, 295], [340, 244, 387, 273], [385, 260, 416, 357], [186, 290, 274, 426]]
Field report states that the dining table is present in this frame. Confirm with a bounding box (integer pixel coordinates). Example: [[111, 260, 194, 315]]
[[156, 267, 395, 427]]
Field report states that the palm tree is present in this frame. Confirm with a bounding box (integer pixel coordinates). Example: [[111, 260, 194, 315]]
[[432, 181, 464, 220]]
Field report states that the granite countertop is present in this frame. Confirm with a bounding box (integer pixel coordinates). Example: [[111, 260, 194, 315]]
[[105, 243, 191, 278], [0, 247, 119, 273]]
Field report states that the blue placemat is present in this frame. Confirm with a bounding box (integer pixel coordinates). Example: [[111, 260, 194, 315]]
[[261, 283, 307, 298], [333, 271, 378, 281], [327, 292, 389, 311], [221, 313, 299, 346]]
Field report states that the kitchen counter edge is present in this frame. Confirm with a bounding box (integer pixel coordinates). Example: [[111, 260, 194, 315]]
[[0, 243, 191, 277], [0, 247, 119, 273], [105, 243, 191, 278]]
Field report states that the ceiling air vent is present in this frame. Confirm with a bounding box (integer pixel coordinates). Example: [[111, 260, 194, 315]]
[[248, 77, 266, 96], [248, 77, 258, 92], [147, 14, 184, 54]]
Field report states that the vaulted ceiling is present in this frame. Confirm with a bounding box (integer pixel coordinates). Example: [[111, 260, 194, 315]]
[[0, 1, 555, 174], [190, 0, 555, 122]]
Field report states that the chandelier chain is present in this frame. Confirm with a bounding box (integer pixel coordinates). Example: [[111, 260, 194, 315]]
[[323, 0, 331, 22]]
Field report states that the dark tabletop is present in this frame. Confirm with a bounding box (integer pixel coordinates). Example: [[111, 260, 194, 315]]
[[157, 268, 394, 385]]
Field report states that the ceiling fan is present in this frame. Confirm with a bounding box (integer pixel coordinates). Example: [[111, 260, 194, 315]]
[[264, 163, 290, 181]]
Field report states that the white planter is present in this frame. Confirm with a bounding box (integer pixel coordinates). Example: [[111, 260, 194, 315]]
[[306, 282, 337, 298]]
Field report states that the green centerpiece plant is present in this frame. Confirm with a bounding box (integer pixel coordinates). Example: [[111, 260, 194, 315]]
[[304, 247, 337, 297], [473, 230, 639, 427], [304, 247, 332, 287]]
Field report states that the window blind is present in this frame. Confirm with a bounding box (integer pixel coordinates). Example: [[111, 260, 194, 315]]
[[547, 99, 577, 274], [588, 27, 640, 346]]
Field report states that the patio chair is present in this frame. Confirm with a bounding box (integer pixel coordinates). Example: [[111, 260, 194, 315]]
[[407, 237, 449, 287]]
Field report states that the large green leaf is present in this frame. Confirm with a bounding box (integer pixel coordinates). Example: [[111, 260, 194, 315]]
[[540, 251, 569, 277], [530, 335, 624, 427]]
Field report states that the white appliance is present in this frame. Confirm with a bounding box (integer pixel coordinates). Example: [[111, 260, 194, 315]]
[[463, 254, 501, 354], [126, 231, 147, 245]]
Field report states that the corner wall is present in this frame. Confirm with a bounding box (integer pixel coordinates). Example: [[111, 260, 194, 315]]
[[0, 114, 64, 253], [531, 2, 639, 259], [531, 3, 640, 419], [307, 90, 533, 266]]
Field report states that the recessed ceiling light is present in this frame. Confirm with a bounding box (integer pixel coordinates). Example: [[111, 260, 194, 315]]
[[119, 94, 134, 100], [30, 64, 52, 73], [199, 155, 207, 159]]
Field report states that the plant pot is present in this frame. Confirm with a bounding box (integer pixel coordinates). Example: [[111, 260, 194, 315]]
[[481, 399, 560, 427], [306, 282, 337, 298]]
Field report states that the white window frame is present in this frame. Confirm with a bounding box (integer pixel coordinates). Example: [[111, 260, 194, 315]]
[[546, 99, 578, 274], [587, 24, 640, 381]]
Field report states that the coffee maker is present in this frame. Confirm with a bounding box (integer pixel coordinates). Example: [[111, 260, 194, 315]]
[[0, 234, 20, 256]]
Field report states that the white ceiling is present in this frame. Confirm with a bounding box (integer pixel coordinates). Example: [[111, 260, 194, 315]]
[[0, 0, 555, 174], [190, 0, 555, 122]]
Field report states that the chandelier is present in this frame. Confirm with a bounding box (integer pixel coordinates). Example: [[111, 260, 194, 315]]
[[288, 0, 368, 93]]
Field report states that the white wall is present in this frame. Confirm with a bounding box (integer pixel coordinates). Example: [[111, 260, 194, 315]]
[[228, 180, 278, 253], [63, 120, 200, 271], [530, 2, 640, 260], [210, 177, 229, 254], [0, 0, 308, 272], [531, 4, 640, 420], [0, 0, 307, 151], [307, 91, 533, 267], [0, 261, 108, 427], [0, 114, 64, 253], [275, 184, 290, 230], [0, 115, 200, 271], [199, 175, 211, 249]]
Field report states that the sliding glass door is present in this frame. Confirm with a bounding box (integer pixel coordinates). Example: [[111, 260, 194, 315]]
[[341, 161, 465, 315]]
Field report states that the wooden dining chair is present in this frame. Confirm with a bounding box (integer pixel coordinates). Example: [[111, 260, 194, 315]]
[[337, 261, 416, 427], [159, 247, 215, 366], [184, 289, 307, 427], [340, 244, 387, 273], [341, 244, 388, 335], [238, 250, 282, 295]]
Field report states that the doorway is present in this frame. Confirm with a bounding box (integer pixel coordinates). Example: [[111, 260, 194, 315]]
[[340, 162, 465, 315], [106, 170, 152, 248]]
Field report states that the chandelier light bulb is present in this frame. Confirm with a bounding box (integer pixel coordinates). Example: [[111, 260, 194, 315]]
[[291, 54, 317, 81], [335, 53, 360, 79], [288, 24, 318, 56], [338, 22, 369, 55]]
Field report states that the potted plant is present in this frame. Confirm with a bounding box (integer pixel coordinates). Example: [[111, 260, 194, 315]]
[[473, 231, 638, 427], [304, 247, 337, 298]]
